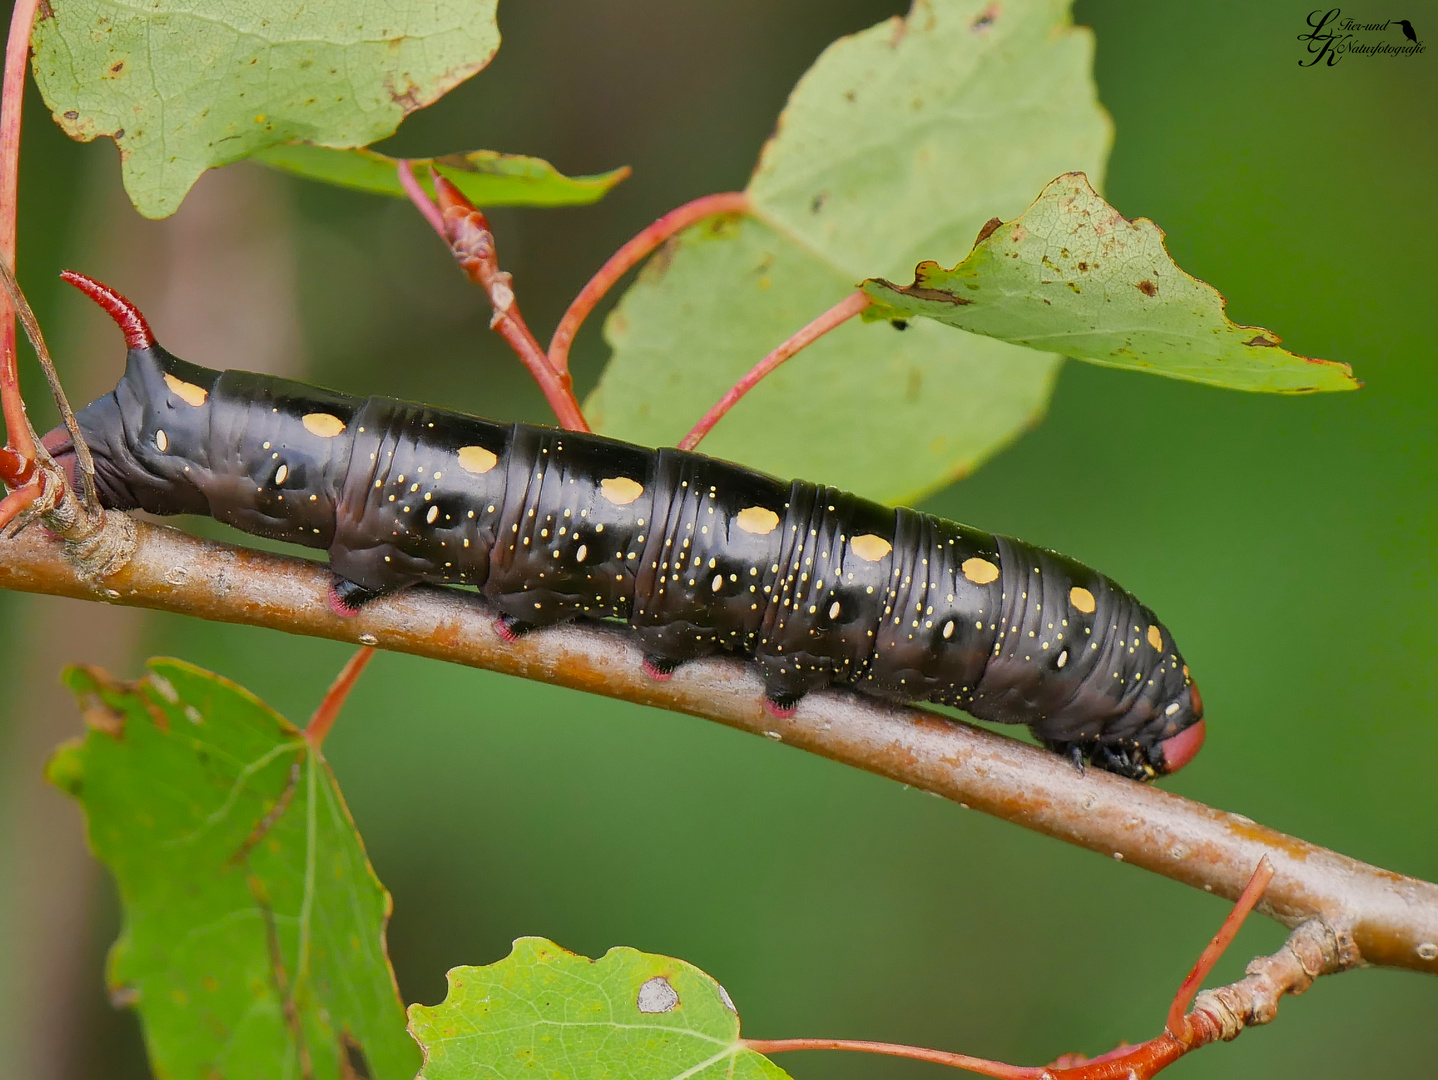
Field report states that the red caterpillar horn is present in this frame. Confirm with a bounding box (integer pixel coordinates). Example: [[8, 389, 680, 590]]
[[60, 270, 155, 351]]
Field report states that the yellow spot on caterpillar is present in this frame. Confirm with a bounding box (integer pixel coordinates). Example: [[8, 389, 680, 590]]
[[851, 534, 892, 562], [736, 506, 780, 535], [456, 445, 498, 474], [576, 544, 588, 562], [426, 505, 439, 525], [601, 477, 644, 505], [829, 601, 842, 619], [711, 573, 724, 592], [274, 464, 288, 485], [1147, 624, 1163, 650], [163, 373, 208, 406], [154, 429, 168, 452], [942, 619, 954, 639], [1070, 586, 1096, 614], [962, 557, 999, 584], [303, 412, 346, 438]]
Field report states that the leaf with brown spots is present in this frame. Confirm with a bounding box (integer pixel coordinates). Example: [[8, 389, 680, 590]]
[[588, 0, 1111, 502], [46, 659, 419, 1080], [254, 145, 630, 209], [409, 937, 793, 1080], [863, 173, 1358, 393], [30, 0, 501, 218]]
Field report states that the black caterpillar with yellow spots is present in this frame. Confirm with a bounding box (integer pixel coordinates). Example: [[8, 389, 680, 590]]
[[44, 271, 1205, 780]]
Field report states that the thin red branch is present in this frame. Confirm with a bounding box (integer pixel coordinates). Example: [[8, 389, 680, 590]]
[[407, 171, 589, 432], [305, 645, 375, 749], [679, 290, 871, 451], [1167, 855, 1274, 1034], [0, 0, 41, 466], [742, 858, 1283, 1080], [548, 191, 750, 377], [741, 1039, 1043, 1079], [0, 472, 39, 530], [397, 159, 445, 239]]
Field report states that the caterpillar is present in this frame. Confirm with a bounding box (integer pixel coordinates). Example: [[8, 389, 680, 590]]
[[42, 271, 1205, 781]]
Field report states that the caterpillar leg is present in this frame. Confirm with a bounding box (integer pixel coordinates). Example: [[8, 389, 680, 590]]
[[1046, 737, 1155, 782], [328, 575, 385, 617], [493, 614, 536, 643], [642, 655, 683, 681], [762, 691, 804, 719]]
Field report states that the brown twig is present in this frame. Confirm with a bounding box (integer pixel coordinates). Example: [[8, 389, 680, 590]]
[[679, 290, 872, 450], [304, 645, 374, 749], [398, 165, 589, 431], [0, 0, 42, 466], [3, 518, 1436, 976], [547, 191, 750, 377]]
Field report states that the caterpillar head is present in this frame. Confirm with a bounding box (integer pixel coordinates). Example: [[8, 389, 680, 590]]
[[1049, 679, 1205, 781]]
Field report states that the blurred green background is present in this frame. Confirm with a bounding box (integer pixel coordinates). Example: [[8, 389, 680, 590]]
[[2, 2, 1436, 1077]]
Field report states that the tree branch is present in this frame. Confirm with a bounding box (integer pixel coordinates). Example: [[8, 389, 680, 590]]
[[3, 518, 1436, 977]]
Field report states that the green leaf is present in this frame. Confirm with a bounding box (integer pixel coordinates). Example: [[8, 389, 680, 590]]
[[31, 0, 501, 218], [863, 173, 1358, 393], [49, 659, 420, 1080], [254, 144, 631, 208], [588, 0, 1110, 503], [409, 937, 792, 1080]]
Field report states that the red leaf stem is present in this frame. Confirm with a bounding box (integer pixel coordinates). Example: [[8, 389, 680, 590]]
[[744, 857, 1277, 1080], [547, 191, 750, 377], [741, 1039, 1045, 1079], [0, 0, 41, 467], [1166, 854, 1275, 1034], [304, 646, 375, 749], [679, 290, 871, 451], [397, 159, 445, 238]]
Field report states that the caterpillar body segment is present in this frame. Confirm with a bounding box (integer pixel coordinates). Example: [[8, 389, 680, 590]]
[[47, 272, 1206, 780]]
